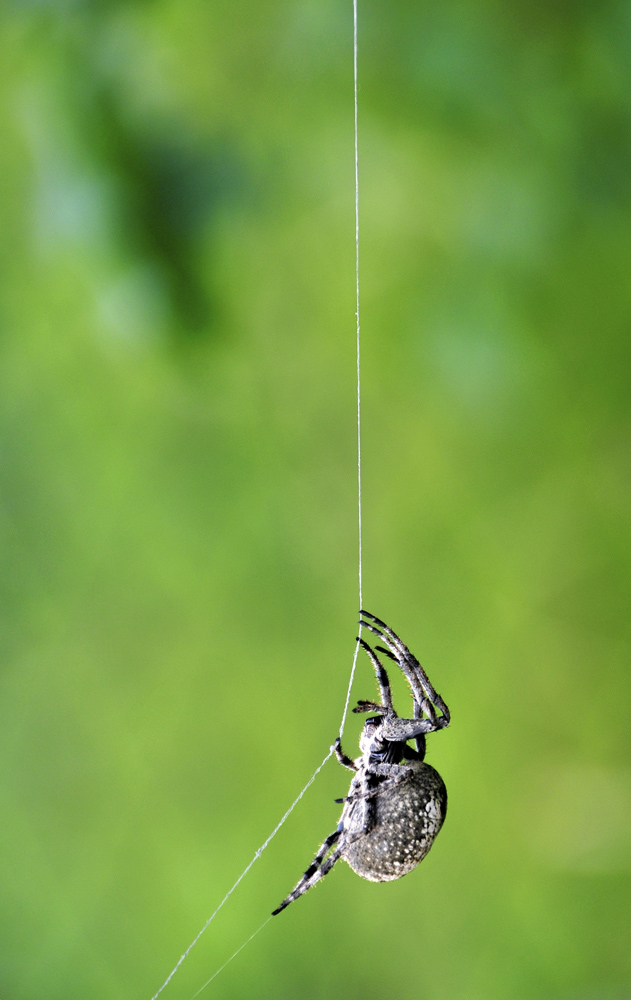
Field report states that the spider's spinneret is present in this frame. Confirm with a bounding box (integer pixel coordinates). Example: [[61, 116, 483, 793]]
[[272, 611, 450, 915]]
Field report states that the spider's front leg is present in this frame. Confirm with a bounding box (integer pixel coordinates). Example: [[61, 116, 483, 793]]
[[380, 715, 440, 741], [360, 611, 450, 727]]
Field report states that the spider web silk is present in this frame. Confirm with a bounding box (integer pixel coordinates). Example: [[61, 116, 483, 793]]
[[148, 4, 363, 997]]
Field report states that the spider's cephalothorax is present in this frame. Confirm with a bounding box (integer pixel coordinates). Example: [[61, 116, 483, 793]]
[[272, 611, 450, 915]]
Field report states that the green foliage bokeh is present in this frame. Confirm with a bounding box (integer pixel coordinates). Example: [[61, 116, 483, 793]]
[[1, 1, 630, 998]]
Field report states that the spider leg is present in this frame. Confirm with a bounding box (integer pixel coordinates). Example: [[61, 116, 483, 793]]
[[368, 631, 435, 721], [403, 737, 425, 761], [362, 772, 379, 833], [361, 612, 444, 709], [359, 620, 426, 714], [336, 774, 397, 804], [362, 636, 436, 724], [335, 781, 385, 805], [380, 715, 438, 741], [333, 736, 358, 772], [357, 637, 393, 711], [272, 827, 342, 915], [360, 618, 430, 716], [360, 611, 450, 727], [352, 699, 385, 714], [358, 767, 413, 831], [363, 638, 436, 728], [368, 640, 437, 724], [276, 842, 347, 911]]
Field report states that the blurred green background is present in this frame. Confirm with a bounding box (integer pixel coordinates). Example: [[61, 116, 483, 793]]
[[1, 1, 630, 998]]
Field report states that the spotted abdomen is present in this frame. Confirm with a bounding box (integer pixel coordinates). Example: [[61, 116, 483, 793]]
[[342, 761, 447, 882]]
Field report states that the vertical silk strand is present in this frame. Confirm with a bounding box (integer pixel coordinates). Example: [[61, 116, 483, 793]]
[[337, 0, 363, 740], [355, 0, 363, 619], [149, 5, 363, 997]]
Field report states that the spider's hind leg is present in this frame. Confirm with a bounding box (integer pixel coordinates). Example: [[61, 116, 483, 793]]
[[272, 827, 342, 915], [273, 843, 346, 915]]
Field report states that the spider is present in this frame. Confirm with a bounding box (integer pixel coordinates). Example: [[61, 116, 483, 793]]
[[272, 610, 450, 915]]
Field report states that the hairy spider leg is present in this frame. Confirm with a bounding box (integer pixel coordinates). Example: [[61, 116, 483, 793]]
[[333, 736, 358, 772], [358, 615, 425, 711], [272, 828, 343, 915], [288, 842, 346, 905], [356, 637, 394, 711], [337, 765, 414, 805], [361, 770, 380, 833], [353, 699, 386, 714], [374, 643, 437, 725], [360, 611, 450, 722], [335, 778, 393, 805], [360, 620, 433, 720], [355, 764, 420, 833], [355, 637, 434, 755], [360, 612, 450, 726]]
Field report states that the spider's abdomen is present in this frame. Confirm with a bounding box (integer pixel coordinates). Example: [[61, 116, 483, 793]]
[[342, 762, 447, 882]]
